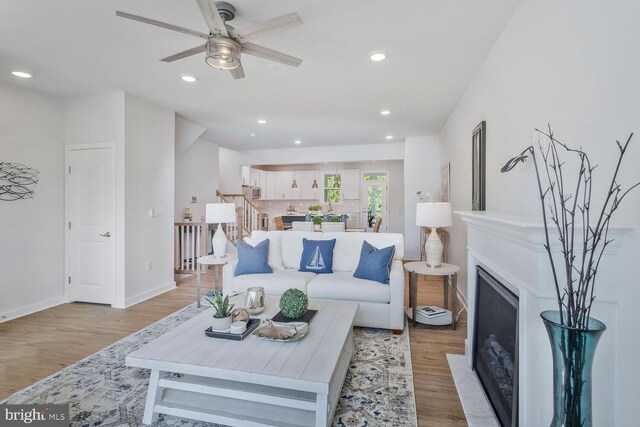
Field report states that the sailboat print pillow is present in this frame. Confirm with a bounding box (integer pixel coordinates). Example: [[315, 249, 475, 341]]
[[299, 238, 336, 274]]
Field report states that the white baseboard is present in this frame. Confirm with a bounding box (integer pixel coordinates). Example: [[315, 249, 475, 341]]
[[0, 296, 67, 324], [119, 282, 177, 308]]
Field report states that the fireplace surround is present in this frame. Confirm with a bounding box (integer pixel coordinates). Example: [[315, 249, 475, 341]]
[[456, 211, 631, 426]]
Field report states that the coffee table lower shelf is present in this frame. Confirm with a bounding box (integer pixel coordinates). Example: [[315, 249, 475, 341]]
[[138, 340, 353, 427]]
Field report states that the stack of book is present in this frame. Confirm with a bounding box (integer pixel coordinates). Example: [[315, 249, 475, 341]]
[[418, 306, 446, 319]]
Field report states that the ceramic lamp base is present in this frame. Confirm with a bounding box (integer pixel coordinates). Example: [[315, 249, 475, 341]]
[[212, 223, 228, 258], [425, 227, 443, 268]]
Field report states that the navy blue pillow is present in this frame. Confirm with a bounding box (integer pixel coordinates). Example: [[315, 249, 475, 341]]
[[353, 241, 396, 284], [235, 239, 273, 276], [299, 238, 336, 274]]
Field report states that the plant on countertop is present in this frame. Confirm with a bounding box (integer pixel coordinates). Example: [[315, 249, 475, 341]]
[[205, 291, 235, 318], [329, 216, 341, 222], [308, 205, 322, 212], [501, 126, 639, 427], [312, 216, 323, 226], [279, 288, 309, 319]]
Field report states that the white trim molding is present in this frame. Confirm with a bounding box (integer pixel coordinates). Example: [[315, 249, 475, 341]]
[[114, 282, 177, 309], [0, 296, 67, 324]]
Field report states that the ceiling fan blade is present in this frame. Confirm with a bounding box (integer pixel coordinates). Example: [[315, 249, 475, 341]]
[[195, 0, 228, 36], [242, 43, 302, 67], [230, 64, 245, 80], [232, 12, 303, 43], [116, 11, 208, 39], [160, 44, 207, 62]]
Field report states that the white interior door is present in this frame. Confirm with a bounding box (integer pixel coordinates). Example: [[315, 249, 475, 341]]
[[66, 146, 116, 304], [361, 180, 388, 232]]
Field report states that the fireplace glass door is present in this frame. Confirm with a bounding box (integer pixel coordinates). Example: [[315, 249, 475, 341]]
[[473, 267, 519, 427]]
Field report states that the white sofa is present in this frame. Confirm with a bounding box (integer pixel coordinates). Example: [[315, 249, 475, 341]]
[[222, 230, 405, 331]]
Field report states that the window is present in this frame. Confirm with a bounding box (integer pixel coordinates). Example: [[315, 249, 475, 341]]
[[324, 174, 341, 203], [362, 172, 387, 181]]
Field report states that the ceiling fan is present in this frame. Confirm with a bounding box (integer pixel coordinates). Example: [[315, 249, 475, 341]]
[[116, 0, 303, 80]]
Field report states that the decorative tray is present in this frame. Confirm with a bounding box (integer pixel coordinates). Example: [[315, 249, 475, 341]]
[[271, 309, 318, 324], [253, 320, 309, 342], [204, 318, 261, 341]]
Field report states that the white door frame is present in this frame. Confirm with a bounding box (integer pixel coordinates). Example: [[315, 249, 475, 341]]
[[360, 171, 389, 232], [64, 142, 117, 305]]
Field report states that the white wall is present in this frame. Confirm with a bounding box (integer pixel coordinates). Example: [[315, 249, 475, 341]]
[[404, 136, 442, 259], [124, 94, 175, 305], [438, 0, 640, 423], [219, 147, 249, 194], [0, 83, 66, 321], [244, 142, 405, 165], [175, 138, 219, 221]]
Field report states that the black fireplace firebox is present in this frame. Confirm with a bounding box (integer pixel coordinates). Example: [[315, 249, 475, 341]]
[[473, 267, 519, 427]]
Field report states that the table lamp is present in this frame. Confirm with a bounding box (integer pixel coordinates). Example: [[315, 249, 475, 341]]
[[416, 202, 452, 268], [206, 203, 237, 258]]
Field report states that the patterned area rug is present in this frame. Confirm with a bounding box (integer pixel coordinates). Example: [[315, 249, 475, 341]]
[[1, 303, 417, 426]]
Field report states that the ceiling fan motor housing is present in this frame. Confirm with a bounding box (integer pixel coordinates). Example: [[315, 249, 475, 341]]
[[215, 1, 236, 22]]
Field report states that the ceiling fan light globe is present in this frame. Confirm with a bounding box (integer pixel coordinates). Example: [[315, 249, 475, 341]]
[[206, 37, 241, 70]]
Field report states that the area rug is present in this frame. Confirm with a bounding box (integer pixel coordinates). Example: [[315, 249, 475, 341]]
[[1, 303, 417, 427]]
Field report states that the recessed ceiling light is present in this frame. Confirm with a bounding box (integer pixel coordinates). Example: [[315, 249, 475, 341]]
[[380, 109, 391, 116], [250, 133, 256, 137], [257, 119, 267, 124], [370, 52, 387, 62], [181, 75, 197, 83], [12, 71, 32, 78], [294, 140, 302, 144], [385, 135, 393, 140]]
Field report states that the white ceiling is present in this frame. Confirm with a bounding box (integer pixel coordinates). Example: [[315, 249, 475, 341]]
[[0, 0, 520, 150]]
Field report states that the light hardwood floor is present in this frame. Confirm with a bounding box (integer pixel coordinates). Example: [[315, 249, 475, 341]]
[[0, 271, 467, 426]]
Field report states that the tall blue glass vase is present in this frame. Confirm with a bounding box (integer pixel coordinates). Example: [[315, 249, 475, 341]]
[[541, 310, 606, 427]]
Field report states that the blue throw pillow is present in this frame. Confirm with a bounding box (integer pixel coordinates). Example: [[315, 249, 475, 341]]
[[235, 239, 273, 276], [353, 241, 396, 284], [299, 238, 336, 274]]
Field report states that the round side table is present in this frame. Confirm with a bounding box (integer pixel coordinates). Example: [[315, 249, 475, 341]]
[[196, 254, 236, 307], [404, 261, 461, 330]]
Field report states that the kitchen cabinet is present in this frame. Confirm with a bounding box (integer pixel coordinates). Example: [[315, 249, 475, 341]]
[[340, 169, 361, 200], [263, 171, 276, 200], [242, 166, 251, 187], [249, 168, 261, 188], [275, 171, 294, 199]]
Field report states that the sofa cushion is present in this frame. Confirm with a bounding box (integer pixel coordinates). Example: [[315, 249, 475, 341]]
[[231, 269, 316, 295], [280, 231, 317, 269], [235, 239, 272, 276], [247, 230, 284, 270], [322, 232, 404, 272], [299, 238, 336, 274], [353, 240, 396, 284], [307, 271, 391, 304]]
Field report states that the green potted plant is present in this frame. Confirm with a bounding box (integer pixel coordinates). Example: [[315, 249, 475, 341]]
[[501, 127, 639, 426], [329, 215, 341, 222], [205, 291, 235, 331], [308, 204, 322, 213], [311, 215, 323, 231], [279, 288, 309, 319]]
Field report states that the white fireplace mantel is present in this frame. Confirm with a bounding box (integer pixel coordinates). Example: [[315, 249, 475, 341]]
[[455, 210, 633, 427]]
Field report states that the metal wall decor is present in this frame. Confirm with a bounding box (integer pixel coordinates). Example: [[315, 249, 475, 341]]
[[472, 121, 486, 211], [0, 162, 39, 201]]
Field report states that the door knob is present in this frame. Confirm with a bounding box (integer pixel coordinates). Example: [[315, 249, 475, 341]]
[[100, 232, 111, 238]]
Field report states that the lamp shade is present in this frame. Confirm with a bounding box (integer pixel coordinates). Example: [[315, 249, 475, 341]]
[[416, 202, 452, 227], [206, 203, 236, 224]]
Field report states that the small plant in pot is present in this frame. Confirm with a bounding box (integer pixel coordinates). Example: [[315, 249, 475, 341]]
[[280, 288, 309, 319], [329, 215, 341, 222], [206, 291, 235, 332], [311, 215, 323, 230], [308, 204, 322, 213]]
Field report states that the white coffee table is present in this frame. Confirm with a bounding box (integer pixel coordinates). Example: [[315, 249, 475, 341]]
[[126, 295, 358, 427]]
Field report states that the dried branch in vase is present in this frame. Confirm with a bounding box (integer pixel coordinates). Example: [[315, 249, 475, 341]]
[[501, 126, 639, 329]]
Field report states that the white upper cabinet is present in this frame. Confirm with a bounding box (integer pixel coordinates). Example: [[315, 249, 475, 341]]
[[340, 169, 361, 199], [241, 166, 251, 187], [263, 171, 276, 200], [249, 168, 261, 187], [275, 171, 294, 200]]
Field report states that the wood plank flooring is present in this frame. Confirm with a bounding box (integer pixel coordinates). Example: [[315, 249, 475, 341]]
[[0, 271, 467, 426]]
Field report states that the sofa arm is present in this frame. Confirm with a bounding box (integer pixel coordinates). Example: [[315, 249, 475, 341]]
[[388, 259, 406, 330], [222, 260, 238, 296]]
